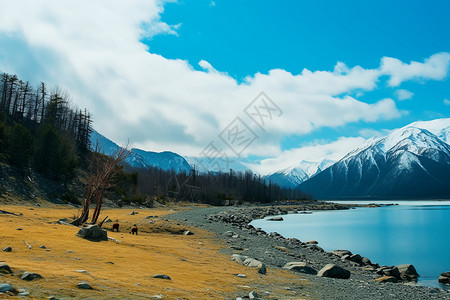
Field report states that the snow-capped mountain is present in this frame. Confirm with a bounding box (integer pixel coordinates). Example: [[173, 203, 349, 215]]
[[265, 159, 334, 188], [90, 131, 191, 173], [299, 118, 450, 199]]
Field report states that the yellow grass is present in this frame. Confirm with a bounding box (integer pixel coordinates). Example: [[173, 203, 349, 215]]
[[0, 204, 309, 299]]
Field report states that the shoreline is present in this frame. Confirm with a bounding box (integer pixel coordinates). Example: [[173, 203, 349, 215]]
[[167, 201, 450, 299]]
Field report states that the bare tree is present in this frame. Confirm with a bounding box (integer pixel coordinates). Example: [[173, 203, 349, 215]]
[[75, 145, 131, 225]]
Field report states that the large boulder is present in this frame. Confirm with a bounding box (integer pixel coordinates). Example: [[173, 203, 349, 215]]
[[283, 262, 317, 275], [231, 254, 248, 265], [330, 250, 352, 257], [21, 272, 42, 281], [377, 266, 401, 279], [439, 272, 450, 284], [244, 258, 263, 268], [317, 264, 350, 279], [0, 283, 15, 293], [76, 225, 108, 241], [396, 264, 419, 280], [0, 264, 12, 274]]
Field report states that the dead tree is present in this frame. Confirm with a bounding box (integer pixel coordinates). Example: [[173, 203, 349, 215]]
[[75, 145, 130, 225]]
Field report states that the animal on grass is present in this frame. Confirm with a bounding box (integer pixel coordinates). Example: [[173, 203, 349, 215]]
[[112, 222, 119, 232], [130, 224, 138, 235]]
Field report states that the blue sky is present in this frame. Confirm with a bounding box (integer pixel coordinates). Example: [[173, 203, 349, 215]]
[[0, 0, 449, 174], [148, 0, 450, 152]]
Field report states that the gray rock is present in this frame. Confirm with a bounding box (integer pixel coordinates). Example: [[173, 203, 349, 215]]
[[236, 274, 246, 278], [378, 266, 400, 279], [0, 283, 14, 293], [441, 271, 450, 277], [305, 240, 318, 245], [396, 264, 419, 280], [153, 274, 171, 280], [224, 231, 235, 237], [349, 254, 363, 264], [130, 211, 138, 215], [183, 230, 194, 235], [0, 264, 12, 274], [267, 217, 283, 221], [18, 291, 30, 296], [330, 250, 352, 257], [317, 264, 351, 279], [439, 275, 450, 284], [249, 290, 258, 299], [258, 264, 267, 275], [361, 257, 372, 265], [76, 225, 108, 241], [232, 254, 248, 265], [77, 282, 93, 289], [283, 262, 317, 275], [21, 272, 43, 281], [2, 247, 12, 252], [244, 258, 263, 268]]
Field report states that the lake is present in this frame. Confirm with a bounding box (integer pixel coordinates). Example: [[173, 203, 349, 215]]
[[250, 200, 450, 289]]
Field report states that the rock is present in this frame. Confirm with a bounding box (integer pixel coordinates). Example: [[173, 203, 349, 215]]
[[361, 257, 372, 265], [258, 264, 267, 275], [77, 282, 93, 289], [0, 283, 14, 293], [441, 271, 450, 277], [438, 276, 450, 284], [236, 274, 246, 278], [0, 264, 12, 274], [2, 247, 12, 252], [40, 245, 46, 249], [349, 254, 363, 264], [305, 240, 318, 245], [183, 230, 194, 235], [330, 250, 352, 257], [317, 264, 350, 279], [283, 262, 317, 275], [130, 211, 138, 215], [21, 272, 43, 281], [232, 254, 248, 265], [18, 290, 30, 296], [153, 274, 171, 280], [224, 231, 235, 237], [375, 276, 398, 283], [76, 225, 108, 241], [267, 217, 283, 221], [396, 264, 419, 280], [249, 291, 258, 299], [378, 266, 401, 279], [244, 258, 263, 268]]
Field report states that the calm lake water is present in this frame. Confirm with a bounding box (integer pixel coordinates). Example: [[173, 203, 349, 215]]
[[250, 201, 450, 289]]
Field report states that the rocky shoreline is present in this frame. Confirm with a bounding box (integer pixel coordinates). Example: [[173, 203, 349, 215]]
[[167, 202, 450, 300]]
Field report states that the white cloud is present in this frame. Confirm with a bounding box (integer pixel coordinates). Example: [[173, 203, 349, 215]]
[[247, 137, 366, 175], [381, 52, 450, 87], [0, 1, 446, 158], [395, 89, 414, 101], [358, 128, 391, 138], [444, 99, 450, 106]]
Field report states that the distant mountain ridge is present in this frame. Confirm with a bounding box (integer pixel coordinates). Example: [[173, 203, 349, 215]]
[[299, 118, 450, 199], [265, 159, 334, 188], [90, 131, 191, 173]]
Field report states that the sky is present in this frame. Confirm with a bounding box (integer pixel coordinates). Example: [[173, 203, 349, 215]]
[[0, 0, 449, 174]]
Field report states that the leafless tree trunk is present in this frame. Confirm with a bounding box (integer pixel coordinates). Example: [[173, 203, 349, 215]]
[[76, 144, 131, 225]]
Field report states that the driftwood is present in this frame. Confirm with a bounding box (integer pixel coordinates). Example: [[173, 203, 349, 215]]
[[0, 210, 19, 216]]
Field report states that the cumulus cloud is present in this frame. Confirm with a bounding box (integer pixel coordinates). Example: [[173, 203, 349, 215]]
[[395, 89, 414, 101], [381, 52, 450, 87], [444, 99, 450, 106], [0, 1, 447, 159]]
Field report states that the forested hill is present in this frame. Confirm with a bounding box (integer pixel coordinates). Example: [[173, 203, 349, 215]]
[[0, 72, 91, 182]]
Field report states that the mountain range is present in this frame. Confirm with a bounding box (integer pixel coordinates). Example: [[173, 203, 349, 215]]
[[90, 131, 191, 173], [298, 118, 450, 199]]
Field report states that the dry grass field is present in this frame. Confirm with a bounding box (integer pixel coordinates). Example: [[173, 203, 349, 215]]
[[0, 203, 307, 299]]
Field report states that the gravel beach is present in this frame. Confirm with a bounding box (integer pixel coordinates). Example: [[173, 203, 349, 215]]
[[167, 202, 450, 300]]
